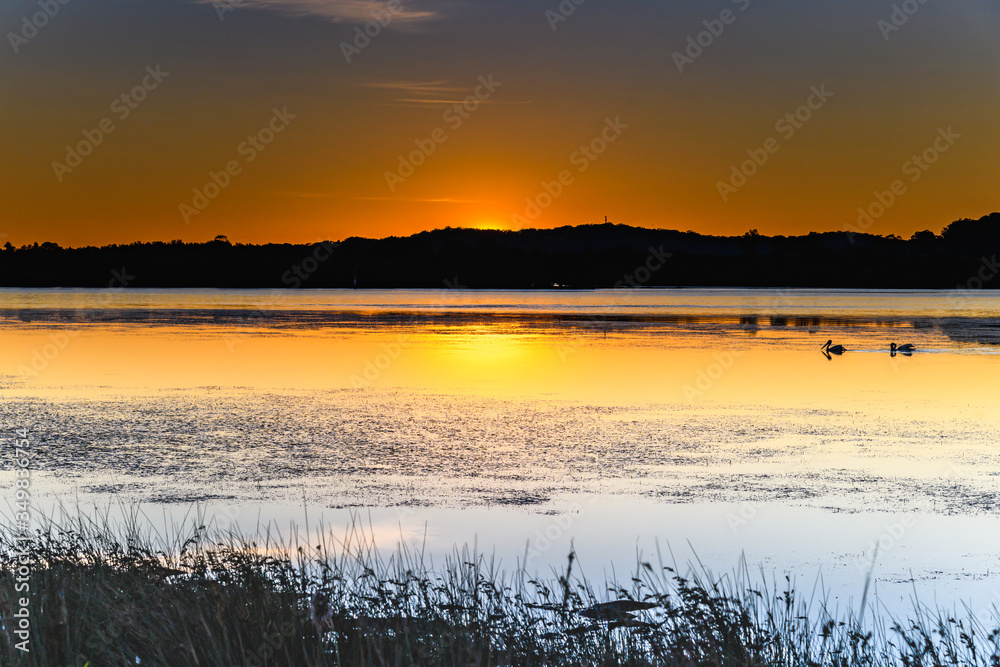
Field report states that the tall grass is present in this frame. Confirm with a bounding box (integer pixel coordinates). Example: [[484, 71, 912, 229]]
[[1, 504, 998, 666]]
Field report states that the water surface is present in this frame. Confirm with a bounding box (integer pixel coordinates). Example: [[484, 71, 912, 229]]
[[2, 288, 999, 619]]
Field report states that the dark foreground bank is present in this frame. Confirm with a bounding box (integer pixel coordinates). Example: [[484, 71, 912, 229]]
[[2, 214, 1000, 289], [1, 509, 998, 666]]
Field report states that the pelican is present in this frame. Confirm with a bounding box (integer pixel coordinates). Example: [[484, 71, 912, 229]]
[[890, 343, 915, 353], [822, 340, 846, 355]]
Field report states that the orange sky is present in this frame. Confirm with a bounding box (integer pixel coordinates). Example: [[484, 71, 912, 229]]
[[1, 0, 998, 246]]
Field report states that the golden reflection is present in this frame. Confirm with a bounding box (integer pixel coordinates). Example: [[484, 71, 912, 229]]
[[437, 329, 530, 363], [3, 324, 1000, 431]]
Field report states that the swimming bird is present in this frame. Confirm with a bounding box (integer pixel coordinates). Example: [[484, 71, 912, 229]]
[[890, 343, 915, 353], [822, 340, 846, 355]]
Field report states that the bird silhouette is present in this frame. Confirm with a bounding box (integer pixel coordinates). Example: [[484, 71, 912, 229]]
[[890, 342, 915, 357], [821, 340, 846, 355]]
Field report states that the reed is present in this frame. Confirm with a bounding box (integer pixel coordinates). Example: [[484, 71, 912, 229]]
[[1, 504, 998, 666]]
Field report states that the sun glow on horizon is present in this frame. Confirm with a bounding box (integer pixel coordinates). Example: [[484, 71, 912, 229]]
[[466, 220, 511, 231], [2, 2, 996, 246]]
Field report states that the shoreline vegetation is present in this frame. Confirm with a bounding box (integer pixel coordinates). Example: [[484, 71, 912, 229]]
[[1, 214, 999, 289], [2, 507, 998, 666]]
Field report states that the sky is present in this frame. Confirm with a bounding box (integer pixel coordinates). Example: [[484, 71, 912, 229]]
[[1, 0, 998, 246]]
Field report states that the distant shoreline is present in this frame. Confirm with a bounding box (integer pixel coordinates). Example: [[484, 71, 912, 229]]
[[1, 215, 998, 289]]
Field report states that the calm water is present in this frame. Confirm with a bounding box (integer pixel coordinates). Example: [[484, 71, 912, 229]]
[[2, 288, 999, 620]]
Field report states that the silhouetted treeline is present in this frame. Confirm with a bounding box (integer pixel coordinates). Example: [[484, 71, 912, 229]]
[[2, 214, 999, 288]]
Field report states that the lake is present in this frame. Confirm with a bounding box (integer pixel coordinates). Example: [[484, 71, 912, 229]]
[[2, 288, 999, 622]]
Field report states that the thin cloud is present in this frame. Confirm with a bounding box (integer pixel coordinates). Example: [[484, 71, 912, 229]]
[[392, 98, 497, 105], [264, 192, 493, 204], [359, 81, 465, 94], [263, 192, 338, 198], [353, 196, 494, 203], [358, 79, 529, 107], [199, 0, 440, 23], [358, 79, 465, 105]]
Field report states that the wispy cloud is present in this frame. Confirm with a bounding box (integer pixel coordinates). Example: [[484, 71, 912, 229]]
[[358, 79, 466, 105], [357, 79, 529, 108], [392, 98, 486, 105], [359, 80, 466, 94], [263, 192, 339, 198], [200, 0, 440, 23], [264, 192, 492, 204], [352, 195, 493, 203]]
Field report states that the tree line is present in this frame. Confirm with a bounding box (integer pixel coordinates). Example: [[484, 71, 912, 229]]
[[1, 214, 998, 289]]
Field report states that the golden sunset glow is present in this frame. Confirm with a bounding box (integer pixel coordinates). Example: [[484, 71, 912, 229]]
[[1, 1, 998, 246], [467, 220, 510, 231], [5, 0, 1000, 650], [7, 320, 1000, 425]]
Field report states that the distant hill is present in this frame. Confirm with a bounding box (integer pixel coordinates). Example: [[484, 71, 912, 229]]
[[1, 214, 999, 289]]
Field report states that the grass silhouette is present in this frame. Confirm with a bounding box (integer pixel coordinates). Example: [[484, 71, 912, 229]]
[[2, 504, 998, 666]]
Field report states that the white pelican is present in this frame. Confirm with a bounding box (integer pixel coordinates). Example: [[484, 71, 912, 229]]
[[890, 342, 916, 357], [822, 340, 846, 355]]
